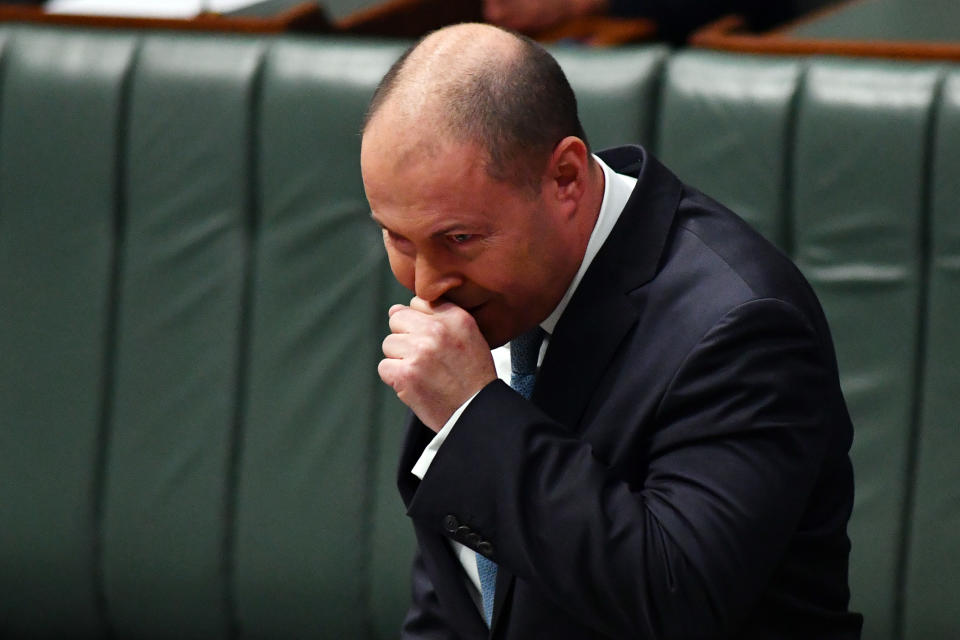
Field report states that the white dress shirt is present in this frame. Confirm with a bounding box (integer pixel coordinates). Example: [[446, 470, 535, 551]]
[[410, 154, 638, 611]]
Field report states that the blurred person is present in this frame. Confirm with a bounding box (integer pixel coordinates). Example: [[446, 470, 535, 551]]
[[484, 0, 818, 42]]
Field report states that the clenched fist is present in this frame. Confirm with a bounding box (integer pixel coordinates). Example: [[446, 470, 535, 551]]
[[379, 297, 498, 432]]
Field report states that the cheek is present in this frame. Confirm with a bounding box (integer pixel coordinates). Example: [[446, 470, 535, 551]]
[[386, 249, 415, 292]]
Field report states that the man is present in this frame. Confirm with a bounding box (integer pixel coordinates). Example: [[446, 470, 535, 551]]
[[361, 23, 862, 639]]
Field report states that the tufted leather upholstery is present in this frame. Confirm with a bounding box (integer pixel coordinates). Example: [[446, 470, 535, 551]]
[[0, 23, 956, 639]]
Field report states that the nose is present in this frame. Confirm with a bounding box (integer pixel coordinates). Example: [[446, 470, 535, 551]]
[[414, 254, 463, 303]]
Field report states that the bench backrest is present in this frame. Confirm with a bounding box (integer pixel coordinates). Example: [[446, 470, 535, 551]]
[[0, 24, 956, 639]]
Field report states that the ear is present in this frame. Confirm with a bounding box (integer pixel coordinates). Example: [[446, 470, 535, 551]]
[[545, 136, 591, 216]]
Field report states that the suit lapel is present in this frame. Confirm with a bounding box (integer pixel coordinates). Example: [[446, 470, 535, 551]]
[[489, 558, 514, 634], [533, 146, 682, 430]]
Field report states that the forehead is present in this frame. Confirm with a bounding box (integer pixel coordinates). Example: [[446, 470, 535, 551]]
[[360, 104, 541, 234], [363, 127, 492, 205], [363, 108, 470, 171]]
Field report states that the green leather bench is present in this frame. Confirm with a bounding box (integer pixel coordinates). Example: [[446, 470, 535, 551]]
[[0, 23, 956, 639], [657, 52, 959, 640]]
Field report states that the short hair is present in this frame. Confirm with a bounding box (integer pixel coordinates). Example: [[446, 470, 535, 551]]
[[364, 29, 590, 191]]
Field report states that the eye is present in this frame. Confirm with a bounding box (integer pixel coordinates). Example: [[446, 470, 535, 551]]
[[380, 228, 415, 253], [448, 233, 474, 245], [384, 229, 405, 244]]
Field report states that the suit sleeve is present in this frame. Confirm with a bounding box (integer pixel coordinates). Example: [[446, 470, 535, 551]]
[[405, 298, 843, 638]]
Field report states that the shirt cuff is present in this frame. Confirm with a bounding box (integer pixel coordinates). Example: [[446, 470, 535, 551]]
[[411, 391, 480, 480]]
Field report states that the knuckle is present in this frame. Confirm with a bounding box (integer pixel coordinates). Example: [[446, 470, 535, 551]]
[[377, 359, 393, 384], [425, 318, 446, 341], [388, 313, 403, 332], [380, 360, 410, 395], [452, 308, 475, 332], [411, 337, 436, 363]]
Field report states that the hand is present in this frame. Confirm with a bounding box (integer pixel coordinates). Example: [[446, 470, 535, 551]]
[[379, 297, 498, 432], [483, 0, 609, 33]]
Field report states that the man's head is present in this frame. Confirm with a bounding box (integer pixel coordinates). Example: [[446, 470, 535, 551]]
[[361, 23, 604, 347]]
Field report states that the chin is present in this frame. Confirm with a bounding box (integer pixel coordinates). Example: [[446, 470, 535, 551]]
[[479, 323, 517, 350], [484, 334, 509, 350], [474, 317, 509, 349], [474, 310, 534, 350], [468, 303, 526, 349], [476, 324, 505, 349]]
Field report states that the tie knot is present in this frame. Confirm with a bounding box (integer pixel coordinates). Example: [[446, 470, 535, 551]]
[[510, 326, 545, 377]]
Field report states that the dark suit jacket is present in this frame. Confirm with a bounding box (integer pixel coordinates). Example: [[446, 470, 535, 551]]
[[396, 146, 863, 639]]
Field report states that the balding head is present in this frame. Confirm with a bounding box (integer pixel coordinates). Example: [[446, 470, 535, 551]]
[[361, 24, 605, 347], [363, 23, 589, 190]]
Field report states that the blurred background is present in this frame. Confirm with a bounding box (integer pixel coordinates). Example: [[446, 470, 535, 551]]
[[0, 1, 957, 639]]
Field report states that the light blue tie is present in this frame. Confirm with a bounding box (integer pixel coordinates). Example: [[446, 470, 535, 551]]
[[476, 326, 545, 626], [509, 326, 545, 400]]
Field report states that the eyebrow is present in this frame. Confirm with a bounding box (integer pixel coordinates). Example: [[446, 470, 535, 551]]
[[369, 212, 473, 239], [431, 223, 471, 238], [369, 213, 396, 235]]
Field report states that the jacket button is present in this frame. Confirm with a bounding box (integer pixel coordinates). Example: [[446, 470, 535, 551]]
[[466, 532, 481, 547], [443, 515, 459, 533], [456, 525, 471, 540], [477, 541, 494, 556]]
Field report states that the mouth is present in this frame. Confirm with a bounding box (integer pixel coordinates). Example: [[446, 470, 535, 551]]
[[450, 298, 493, 335], [448, 294, 483, 313], [463, 301, 488, 317]]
